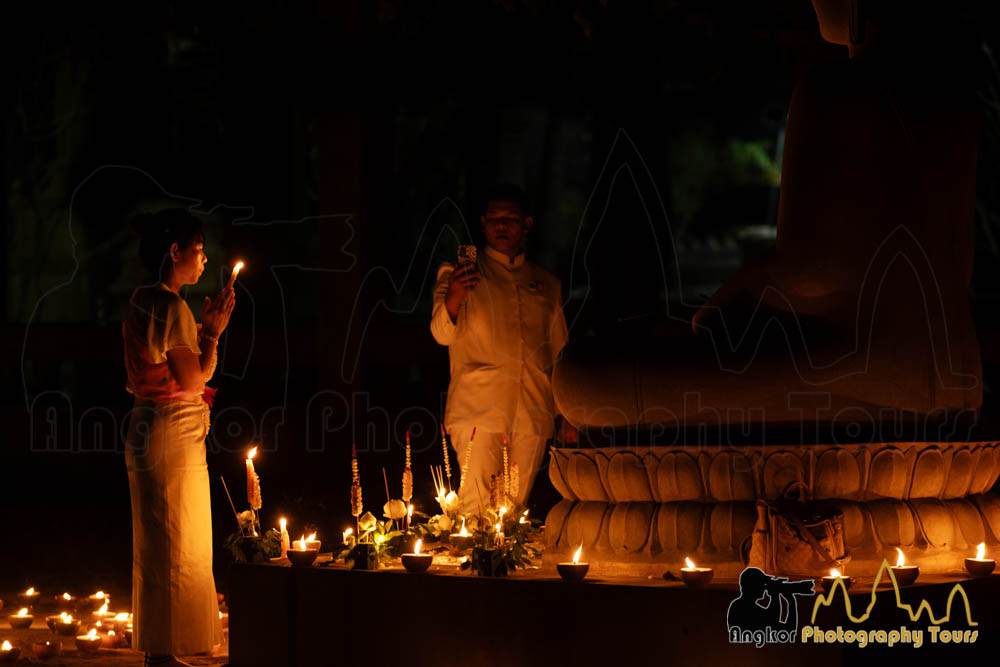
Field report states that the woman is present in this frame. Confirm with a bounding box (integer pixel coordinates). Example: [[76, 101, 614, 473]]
[[123, 208, 234, 667]]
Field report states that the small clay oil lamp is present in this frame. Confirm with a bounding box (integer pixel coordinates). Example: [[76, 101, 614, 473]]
[[7, 608, 33, 630], [821, 568, 853, 593], [680, 556, 714, 589], [46, 612, 69, 631], [75, 628, 102, 654], [79, 591, 108, 614], [557, 545, 590, 582], [449, 518, 474, 552], [287, 534, 320, 567], [100, 629, 118, 649], [965, 542, 997, 577], [91, 600, 111, 625], [105, 612, 130, 633], [890, 547, 919, 586], [32, 639, 61, 660], [55, 593, 76, 612], [17, 588, 39, 608], [0, 640, 20, 663], [401, 539, 433, 574], [55, 614, 81, 636]]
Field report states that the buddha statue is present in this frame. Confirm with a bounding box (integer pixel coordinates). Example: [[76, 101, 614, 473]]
[[543, 1, 999, 578], [554, 0, 982, 431]]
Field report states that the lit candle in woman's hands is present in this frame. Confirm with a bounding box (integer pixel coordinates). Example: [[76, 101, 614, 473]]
[[226, 261, 244, 290]]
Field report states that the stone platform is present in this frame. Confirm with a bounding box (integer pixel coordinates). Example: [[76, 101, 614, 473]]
[[227, 561, 1000, 666]]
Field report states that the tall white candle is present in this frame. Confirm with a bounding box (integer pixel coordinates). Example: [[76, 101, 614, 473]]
[[279, 518, 290, 558]]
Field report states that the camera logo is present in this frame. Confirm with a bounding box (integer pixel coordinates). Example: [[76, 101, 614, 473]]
[[727, 567, 816, 647]]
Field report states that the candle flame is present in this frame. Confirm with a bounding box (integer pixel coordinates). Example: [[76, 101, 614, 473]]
[[233, 261, 244, 274], [895, 547, 905, 568], [297, 535, 307, 551], [114, 613, 129, 621], [25, 587, 35, 595], [375, 534, 384, 545], [685, 557, 696, 570], [108, 630, 115, 637], [343, 528, 353, 543], [16, 608, 28, 617], [59, 613, 67, 620], [97, 602, 108, 616], [280, 518, 286, 530], [305, 532, 317, 542], [219, 611, 223, 619], [830, 569, 842, 578], [415, 539, 423, 555], [499, 506, 507, 518], [87, 629, 97, 640], [96, 621, 102, 628], [976, 542, 985, 560], [63, 615, 74, 623], [248, 447, 257, 460], [1, 641, 10, 651], [458, 517, 469, 537], [408, 504, 414, 518], [573, 546, 583, 564], [63, 592, 71, 600], [495, 523, 501, 533]]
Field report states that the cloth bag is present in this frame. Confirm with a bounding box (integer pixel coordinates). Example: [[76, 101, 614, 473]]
[[745, 481, 849, 577]]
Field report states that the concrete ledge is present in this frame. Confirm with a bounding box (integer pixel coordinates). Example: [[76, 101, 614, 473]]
[[228, 562, 1000, 666]]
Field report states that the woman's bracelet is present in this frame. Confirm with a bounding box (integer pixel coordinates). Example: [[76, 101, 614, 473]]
[[202, 331, 220, 343]]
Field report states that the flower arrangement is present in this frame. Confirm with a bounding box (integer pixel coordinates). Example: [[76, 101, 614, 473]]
[[460, 503, 541, 576]]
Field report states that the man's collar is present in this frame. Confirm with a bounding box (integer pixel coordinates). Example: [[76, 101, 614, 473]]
[[484, 244, 526, 268]]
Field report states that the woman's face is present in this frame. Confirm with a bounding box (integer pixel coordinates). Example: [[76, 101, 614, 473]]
[[170, 239, 207, 286]]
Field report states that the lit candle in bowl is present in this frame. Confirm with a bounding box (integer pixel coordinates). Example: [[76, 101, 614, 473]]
[[46, 612, 69, 631], [0, 640, 20, 663], [557, 545, 589, 582], [890, 548, 919, 586], [821, 568, 853, 593], [100, 630, 118, 649], [55, 592, 76, 612], [287, 534, 320, 567], [965, 542, 996, 577], [56, 615, 81, 636], [32, 640, 61, 660], [79, 591, 108, 614], [401, 539, 433, 574], [16, 588, 39, 607], [7, 608, 32, 630], [91, 600, 111, 624], [449, 518, 474, 552], [75, 628, 102, 654], [680, 557, 714, 589]]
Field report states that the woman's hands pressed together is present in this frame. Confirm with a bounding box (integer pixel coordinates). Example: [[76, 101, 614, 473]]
[[202, 286, 236, 339]]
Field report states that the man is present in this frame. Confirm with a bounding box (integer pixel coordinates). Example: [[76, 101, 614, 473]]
[[431, 184, 569, 510]]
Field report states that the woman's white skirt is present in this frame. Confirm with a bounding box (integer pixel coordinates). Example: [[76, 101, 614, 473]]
[[126, 398, 223, 655]]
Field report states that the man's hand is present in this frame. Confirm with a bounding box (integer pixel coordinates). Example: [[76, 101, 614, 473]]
[[444, 263, 480, 322]]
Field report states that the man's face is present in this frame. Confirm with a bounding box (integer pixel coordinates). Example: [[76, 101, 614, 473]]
[[481, 200, 533, 257]]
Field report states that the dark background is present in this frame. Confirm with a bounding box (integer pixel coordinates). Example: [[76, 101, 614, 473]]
[[2, 0, 999, 597]]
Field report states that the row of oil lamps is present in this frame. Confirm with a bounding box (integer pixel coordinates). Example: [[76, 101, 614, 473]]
[[281, 514, 998, 588], [0, 589, 139, 661]]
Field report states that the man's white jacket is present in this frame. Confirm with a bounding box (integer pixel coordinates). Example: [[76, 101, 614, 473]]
[[431, 245, 568, 437]]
